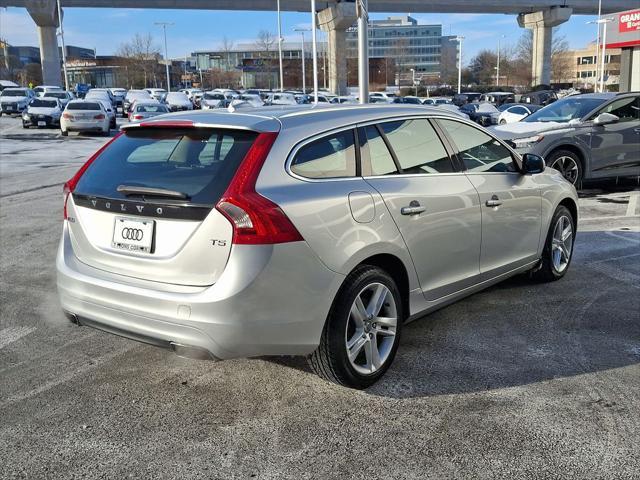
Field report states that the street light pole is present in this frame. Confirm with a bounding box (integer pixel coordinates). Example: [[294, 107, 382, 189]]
[[456, 36, 464, 94], [277, 0, 284, 92], [311, 0, 318, 103], [496, 34, 505, 87], [593, 0, 602, 91], [294, 28, 310, 93], [410, 68, 416, 96], [587, 17, 613, 93], [56, 0, 69, 91], [155, 22, 174, 92], [357, 0, 369, 104]]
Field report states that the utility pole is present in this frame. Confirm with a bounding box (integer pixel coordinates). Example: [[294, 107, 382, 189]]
[[56, 0, 69, 90], [593, 0, 602, 91], [155, 22, 174, 92], [357, 0, 369, 104], [294, 28, 310, 93], [496, 34, 505, 87], [311, 0, 318, 103], [277, 0, 284, 92], [456, 36, 464, 94]]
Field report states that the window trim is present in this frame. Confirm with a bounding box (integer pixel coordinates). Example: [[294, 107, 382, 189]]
[[357, 116, 463, 178], [434, 117, 523, 175], [286, 126, 360, 182]]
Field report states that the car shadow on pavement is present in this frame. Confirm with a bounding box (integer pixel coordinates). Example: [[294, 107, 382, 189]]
[[270, 231, 640, 398]]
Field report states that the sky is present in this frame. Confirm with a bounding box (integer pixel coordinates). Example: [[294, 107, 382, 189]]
[[1, 6, 602, 64]]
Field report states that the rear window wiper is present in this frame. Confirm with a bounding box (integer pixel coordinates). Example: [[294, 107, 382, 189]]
[[117, 185, 190, 200]]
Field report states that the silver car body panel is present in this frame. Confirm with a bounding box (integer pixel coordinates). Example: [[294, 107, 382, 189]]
[[58, 105, 578, 359]]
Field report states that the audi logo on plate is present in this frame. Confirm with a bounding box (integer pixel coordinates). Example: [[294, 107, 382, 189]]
[[121, 227, 144, 241]]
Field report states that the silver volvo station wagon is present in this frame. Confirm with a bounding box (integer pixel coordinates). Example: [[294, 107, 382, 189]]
[[57, 105, 578, 388]]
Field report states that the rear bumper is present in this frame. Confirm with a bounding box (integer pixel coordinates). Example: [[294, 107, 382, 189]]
[[57, 223, 344, 360], [62, 121, 106, 132]]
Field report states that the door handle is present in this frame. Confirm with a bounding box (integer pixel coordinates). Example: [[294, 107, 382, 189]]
[[485, 195, 503, 208], [401, 201, 426, 216]]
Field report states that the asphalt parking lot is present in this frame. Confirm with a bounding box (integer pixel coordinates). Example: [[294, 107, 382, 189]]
[[1, 114, 639, 479]]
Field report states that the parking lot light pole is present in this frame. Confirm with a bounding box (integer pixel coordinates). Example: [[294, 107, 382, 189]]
[[496, 34, 505, 87], [410, 68, 416, 96], [56, 0, 69, 91], [277, 0, 284, 92], [155, 22, 173, 92], [587, 17, 614, 93], [294, 28, 310, 93], [456, 36, 464, 94], [311, 0, 318, 103], [357, 0, 369, 104]]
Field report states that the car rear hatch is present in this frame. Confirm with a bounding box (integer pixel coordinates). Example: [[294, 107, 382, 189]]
[[65, 122, 264, 286]]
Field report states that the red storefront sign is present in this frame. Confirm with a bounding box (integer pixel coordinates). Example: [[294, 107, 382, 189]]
[[619, 10, 640, 33]]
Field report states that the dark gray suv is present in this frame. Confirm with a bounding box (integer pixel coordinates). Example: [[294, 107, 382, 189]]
[[491, 92, 640, 186]]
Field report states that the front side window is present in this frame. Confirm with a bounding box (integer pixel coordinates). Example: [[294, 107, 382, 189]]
[[379, 119, 454, 174], [596, 96, 640, 123], [291, 130, 356, 179], [438, 119, 518, 173]]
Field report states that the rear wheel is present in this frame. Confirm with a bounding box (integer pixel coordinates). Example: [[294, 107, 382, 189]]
[[532, 205, 575, 282], [22, 122, 29, 129], [308, 265, 403, 389], [60, 129, 68, 136], [499, 119, 507, 125], [547, 150, 582, 186]]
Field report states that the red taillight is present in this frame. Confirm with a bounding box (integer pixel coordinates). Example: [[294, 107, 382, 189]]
[[63, 132, 123, 220], [133, 114, 143, 120], [62, 112, 73, 120], [94, 114, 105, 120], [216, 132, 303, 245]]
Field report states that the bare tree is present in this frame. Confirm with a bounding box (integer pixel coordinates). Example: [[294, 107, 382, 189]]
[[221, 36, 235, 72], [116, 33, 162, 88], [254, 30, 276, 89], [515, 28, 571, 86]]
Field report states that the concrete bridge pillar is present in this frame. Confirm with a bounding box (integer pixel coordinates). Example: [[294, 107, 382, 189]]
[[518, 6, 572, 86], [317, 2, 357, 95], [25, 0, 61, 86]]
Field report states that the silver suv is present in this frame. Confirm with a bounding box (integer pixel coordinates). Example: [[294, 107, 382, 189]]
[[492, 92, 640, 186], [57, 105, 578, 388]]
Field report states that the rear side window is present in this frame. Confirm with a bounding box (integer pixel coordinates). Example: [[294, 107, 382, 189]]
[[67, 102, 101, 110], [291, 130, 356, 179], [438, 119, 518, 173], [361, 126, 398, 176], [74, 128, 257, 204], [379, 119, 454, 174]]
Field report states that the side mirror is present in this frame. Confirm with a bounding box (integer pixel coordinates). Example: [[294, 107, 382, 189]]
[[593, 112, 619, 126], [522, 153, 545, 175]]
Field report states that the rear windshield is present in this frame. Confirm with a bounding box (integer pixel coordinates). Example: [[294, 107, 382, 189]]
[[67, 102, 102, 110], [31, 99, 58, 108], [136, 104, 167, 112], [1, 89, 27, 97], [47, 92, 68, 99], [74, 128, 258, 204]]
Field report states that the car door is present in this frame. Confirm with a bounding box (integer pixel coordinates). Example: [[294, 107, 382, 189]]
[[436, 118, 542, 278], [360, 118, 482, 301], [587, 95, 640, 179]]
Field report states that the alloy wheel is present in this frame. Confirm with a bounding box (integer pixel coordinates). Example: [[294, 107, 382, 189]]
[[345, 283, 398, 375], [551, 215, 573, 273], [550, 156, 579, 185]]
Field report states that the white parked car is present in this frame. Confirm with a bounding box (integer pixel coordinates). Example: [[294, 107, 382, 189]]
[[96, 99, 117, 129], [201, 91, 228, 110], [60, 100, 111, 136], [164, 91, 193, 112], [238, 94, 264, 107], [22, 97, 63, 128], [497, 104, 544, 125], [44, 90, 75, 108], [145, 88, 167, 101], [369, 92, 396, 104], [434, 103, 470, 120], [0, 87, 35, 115], [34, 85, 63, 97], [123, 90, 153, 118], [331, 96, 358, 104], [85, 89, 116, 108], [422, 97, 452, 106], [267, 92, 297, 105], [128, 101, 169, 122]]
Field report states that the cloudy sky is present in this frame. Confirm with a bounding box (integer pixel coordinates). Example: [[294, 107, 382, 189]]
[[1, 6, 601, 62]]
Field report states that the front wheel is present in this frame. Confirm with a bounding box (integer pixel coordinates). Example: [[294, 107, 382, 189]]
[[532, 205, 575, 282], [308, 265, 403, 389], [547, 150, 582, 186]]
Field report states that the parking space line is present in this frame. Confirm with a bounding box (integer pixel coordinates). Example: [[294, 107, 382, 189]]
[[0, 326, 36, 350], [626, 192, 639, 217]]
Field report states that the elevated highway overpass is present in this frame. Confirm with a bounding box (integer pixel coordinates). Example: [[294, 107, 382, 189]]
[[2, 0, 628, 91]]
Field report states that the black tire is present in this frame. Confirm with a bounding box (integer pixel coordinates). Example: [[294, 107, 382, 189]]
[[22, 123, 29, 129], [61, 130, 68, 136], [308, 265, 403, 389], [532, 205, 575, 282], [110, 118, 116, 129], [546, 149, 583, 187]]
